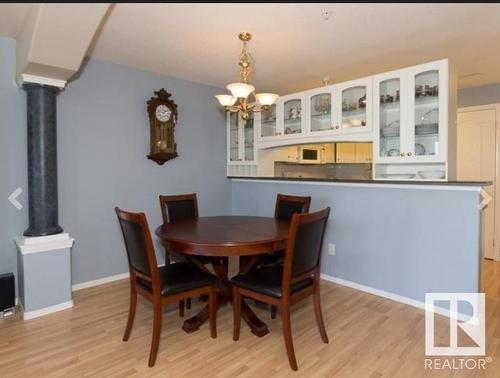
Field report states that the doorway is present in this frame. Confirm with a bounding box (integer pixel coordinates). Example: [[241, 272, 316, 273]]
[[457, 105, 498, 260]]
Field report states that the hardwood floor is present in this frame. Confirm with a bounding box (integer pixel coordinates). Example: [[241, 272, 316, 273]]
[[1, 260, 500, 377]]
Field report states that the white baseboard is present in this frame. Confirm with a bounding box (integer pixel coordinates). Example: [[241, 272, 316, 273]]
[[21, 300, 74, 320], [320, 273, 470, 321], [72, 272, 129, 291]]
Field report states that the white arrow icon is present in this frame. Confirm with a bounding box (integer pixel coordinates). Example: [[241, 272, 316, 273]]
[[8, 187, 23, 210]]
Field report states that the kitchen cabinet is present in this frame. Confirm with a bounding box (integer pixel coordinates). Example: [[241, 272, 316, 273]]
[[258, 93, 306, 142], [279, 93, 306, 138], [305, 78, 372, 137], [336, 77, 372, 135], [373, 59, 454, 180], [227, 111, 257, 165], [258, 103, 280, 140], [335, 143, 372, 163], [305, 86, 336, 136]]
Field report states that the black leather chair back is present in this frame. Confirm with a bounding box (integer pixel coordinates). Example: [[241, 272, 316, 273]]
[[275, 194, 311, 221], [160, 194, 199, 224], [285, 208, 330, 279], [115, 208, 157, 278]]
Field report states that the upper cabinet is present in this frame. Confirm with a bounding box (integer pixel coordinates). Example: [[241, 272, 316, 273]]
[[336, 77, 372, 135], [373, 59, 454, 180], [227, 111, 257, 165], [258, 103, 279, 139], [306, 86, 336, 135], [280, 93, 306, 137], [305, 78, 372, 137]]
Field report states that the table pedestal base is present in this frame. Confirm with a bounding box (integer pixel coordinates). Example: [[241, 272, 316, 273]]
[[181, 257, 269, 337]]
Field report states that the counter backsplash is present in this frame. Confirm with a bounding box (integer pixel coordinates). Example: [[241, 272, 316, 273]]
[[274, 162, 372, 180]]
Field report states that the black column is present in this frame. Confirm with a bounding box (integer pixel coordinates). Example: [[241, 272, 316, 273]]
[[23, 84, 63, 237]]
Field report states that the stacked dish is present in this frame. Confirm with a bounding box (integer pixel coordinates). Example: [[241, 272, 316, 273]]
[[415, 123, 438, 135]]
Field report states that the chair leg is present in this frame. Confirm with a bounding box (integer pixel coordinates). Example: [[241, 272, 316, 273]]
[[232, 286, 241, 341], [313, 286, 329, 343], [148, 301, 162, 367], [271, 305, 277, 319], [123, 282, 137, 341], [179, 300, 185, 317], [282, 306, 298, 371], [186, 297, 191, 310], [209, 286, 217, 338]]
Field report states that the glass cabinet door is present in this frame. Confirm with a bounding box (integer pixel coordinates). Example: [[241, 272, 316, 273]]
[[243, 113, 254, 161], [413, 70, 439, 157], [260, 104, 277, 138], [283, 98, 303, 135], [341, 86, 367, 130], [378, 78, 402, 159], [229, 112, 239, 162], [309, 92, 332, 133]]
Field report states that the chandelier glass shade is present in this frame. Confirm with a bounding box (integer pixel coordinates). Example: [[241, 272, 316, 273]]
[[216, 32, 279, 120]]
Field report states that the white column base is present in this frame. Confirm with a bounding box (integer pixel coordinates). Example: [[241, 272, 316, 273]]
[[15, 233, 74, 319]]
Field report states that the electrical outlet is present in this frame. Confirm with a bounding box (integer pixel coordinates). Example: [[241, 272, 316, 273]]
[[328, 243, 336, 255]]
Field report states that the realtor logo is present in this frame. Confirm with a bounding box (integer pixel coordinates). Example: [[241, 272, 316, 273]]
[[425, 293, 485, 356]]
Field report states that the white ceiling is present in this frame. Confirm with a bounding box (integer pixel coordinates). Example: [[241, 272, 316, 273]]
[[3, 3, 500, 94]]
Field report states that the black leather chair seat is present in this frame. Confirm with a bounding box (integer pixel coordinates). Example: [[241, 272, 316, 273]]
[[259, 250, 285, 267], [137, 263, 217, 296], [231, 265, 313, 298]]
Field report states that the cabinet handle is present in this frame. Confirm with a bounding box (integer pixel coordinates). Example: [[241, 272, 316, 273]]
[[400, 153, 405, 157], [407, 152, 412, 156], [335, 125, 340, 130]]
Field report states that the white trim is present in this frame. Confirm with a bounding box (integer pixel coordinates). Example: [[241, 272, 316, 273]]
[[231, 178, 483, 192], [21, 300, 73, 320], [320, 273, 470, 322], [15, 233, 74, 255], [72, 272, 129, 291], [18, 74, 66, 89]]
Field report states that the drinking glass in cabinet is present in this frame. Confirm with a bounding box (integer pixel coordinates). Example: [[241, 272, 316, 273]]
[[283, 99, 302, 135], [378, 79, 401, 158], [414, 70, 439, 156], [229, 112, 239, 161], [341, 86, 367, 130], [244, 113, 254, 161], [260, 104, 277, 137], [310, 93, 332, 132]]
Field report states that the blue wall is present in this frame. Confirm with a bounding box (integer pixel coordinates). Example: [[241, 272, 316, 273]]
[[0, 38, 28, 281], [232, 179, 482, 303], [1, 37, 230, 285]]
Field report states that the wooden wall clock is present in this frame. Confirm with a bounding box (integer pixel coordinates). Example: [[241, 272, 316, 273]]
[[146, 88, 178, 165]]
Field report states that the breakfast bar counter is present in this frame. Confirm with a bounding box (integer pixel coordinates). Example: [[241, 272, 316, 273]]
[[229, 176, 488, 317]]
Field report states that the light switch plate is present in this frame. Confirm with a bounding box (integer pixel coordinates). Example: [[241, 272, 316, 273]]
[[328, 243, 335, 255]]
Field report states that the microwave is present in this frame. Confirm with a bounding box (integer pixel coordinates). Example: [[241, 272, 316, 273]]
[[299, 146, 323, 163]]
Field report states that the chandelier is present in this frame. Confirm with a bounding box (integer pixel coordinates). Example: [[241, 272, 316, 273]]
[[215, 32, 279, 120]]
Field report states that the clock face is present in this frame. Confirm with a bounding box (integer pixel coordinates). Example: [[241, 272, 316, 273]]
[[155, 104, 171, 122]]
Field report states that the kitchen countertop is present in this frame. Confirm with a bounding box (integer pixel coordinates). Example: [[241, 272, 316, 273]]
[[228, 176, 491, 187]]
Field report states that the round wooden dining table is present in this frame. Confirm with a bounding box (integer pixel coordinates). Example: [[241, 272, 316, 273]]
[[155, 215, 290, 337]]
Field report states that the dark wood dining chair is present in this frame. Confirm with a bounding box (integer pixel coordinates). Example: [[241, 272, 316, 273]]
[[159, 193, 199, 265], [231, 207, 330, 371], [258, 193, 311, 318], [159, 193, 206, 314], [115, 207, 217, 367]]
